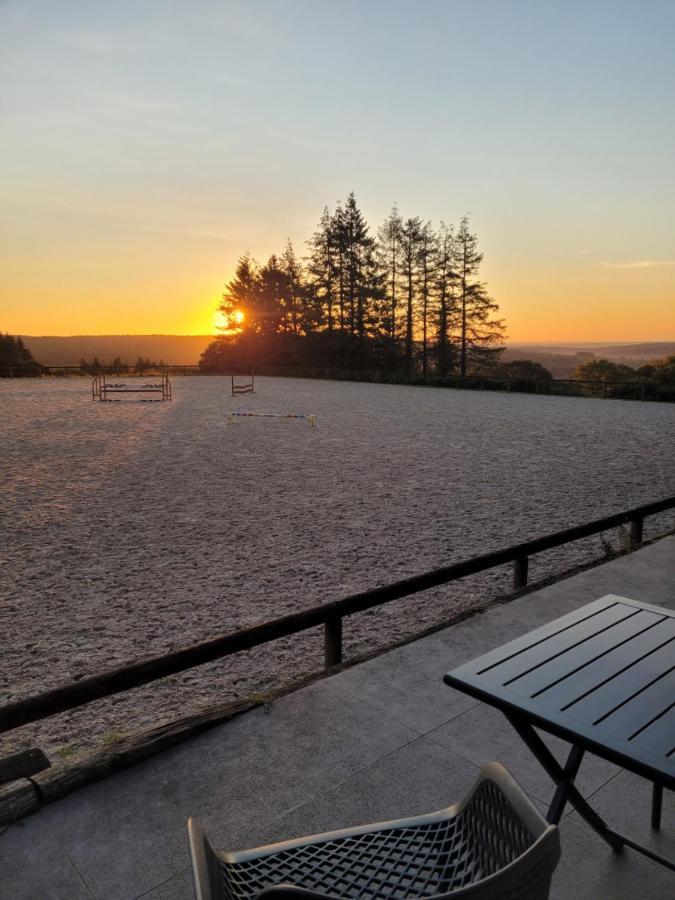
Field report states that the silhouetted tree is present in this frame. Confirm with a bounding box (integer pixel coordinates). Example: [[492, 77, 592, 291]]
[[574, 359, 635, 382], [201, 196, 505, 379], [343, 194, 376, 351], [0, 333, 41, 376], [279, 241, 307, 335], [418, 221, 437, 377], [79, 356, 104, 374], [135, 356, 160, 374], [501, 360, 554, 380], [434, 223, 457, 375], [220, 254, 279, 336], [399, 216, 423, 373], [454, 216, 504, 375], [377, 206, 404, 365], [638, 354, 675, 385], [307, 207, 337, 332]]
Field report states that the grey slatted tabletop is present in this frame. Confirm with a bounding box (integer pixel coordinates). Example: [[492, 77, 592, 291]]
[[444, 594, 675, 791]]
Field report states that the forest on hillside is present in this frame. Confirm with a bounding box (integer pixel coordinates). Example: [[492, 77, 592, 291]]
[[0, 333, 42, 375], [200, 194, 504, 375]]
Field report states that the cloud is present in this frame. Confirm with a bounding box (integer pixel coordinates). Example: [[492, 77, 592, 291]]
[[601, 260, 675, 269]]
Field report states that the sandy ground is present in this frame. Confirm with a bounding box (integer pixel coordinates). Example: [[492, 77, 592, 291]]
[[1, 375, 674, 759]]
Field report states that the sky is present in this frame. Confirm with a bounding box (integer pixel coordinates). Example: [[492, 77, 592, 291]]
[[1, 0, 674, 341]]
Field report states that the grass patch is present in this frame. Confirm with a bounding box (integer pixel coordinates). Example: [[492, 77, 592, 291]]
[[102, 730, 128, 746], [55, 744, 79, 760]]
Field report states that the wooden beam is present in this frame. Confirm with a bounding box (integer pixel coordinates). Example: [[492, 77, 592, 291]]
[[0, 748, 51, 786], [0, 779, 40, 825]]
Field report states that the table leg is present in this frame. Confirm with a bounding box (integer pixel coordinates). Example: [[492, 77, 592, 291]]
[[547, 744, 585, 825], [503, 711, 624, 852]]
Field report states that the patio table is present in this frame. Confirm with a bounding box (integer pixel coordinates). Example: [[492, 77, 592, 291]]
[[444, 594, 674, 871]]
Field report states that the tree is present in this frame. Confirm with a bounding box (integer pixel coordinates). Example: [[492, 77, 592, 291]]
[[574, 359, 635, 382], [399, 216, 423, 373], [135, 356, 158, 374], [0, 333, 41, 376], [650, 354, 675, 384], [219, 254, 278, 336], [377, 206, 403, 365], [434, 223, 457, 375], [279, 241, 311, 335], [344, 194, 372, 341], [307, 207, 337, 332], [79, 356, 103, 374], [418, 221, 437, 377], [258, 254, 286, 332], [327, 193, 382, 366], [501, 360, 554, 381], [201, 196, 505, 379], [454, 216, 504, 375]]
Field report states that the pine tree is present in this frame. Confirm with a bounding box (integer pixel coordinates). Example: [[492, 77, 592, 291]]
[[259, 254, 288, 333], [418, 221, 437, 377], [280, 241, 304, 335], [202, 200, 504, 377], [343, 193, 368, 339], [399, 217, 423, 373], [377, 205, 403, 366], [0, 334, 40, 374], [331, 193, 380, 364], [454, 216, 504, 375], [435, 223, 458, 375], [220, 254, 279, 335], [307, 207, 337, 332]]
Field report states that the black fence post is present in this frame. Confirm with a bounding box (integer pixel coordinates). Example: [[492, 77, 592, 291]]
[[324, 616, 343, 668], [629, 516, 644, 545], [513, 555, 529, 590], [652, 783, 663, 830]]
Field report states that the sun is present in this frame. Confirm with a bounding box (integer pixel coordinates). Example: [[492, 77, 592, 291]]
[[213, 308, 245, 333]]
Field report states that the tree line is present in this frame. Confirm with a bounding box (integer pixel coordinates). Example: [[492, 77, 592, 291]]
[[0, 333, 42, 375], [573, 355, 675, 400], [79, 356, 165, 374], [200, 193, 504, 374]]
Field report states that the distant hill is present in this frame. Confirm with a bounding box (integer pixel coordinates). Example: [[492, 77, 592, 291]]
[[592, 342, 675, 359], [504, 342, 675, 378], [19, 335, 216, 366]]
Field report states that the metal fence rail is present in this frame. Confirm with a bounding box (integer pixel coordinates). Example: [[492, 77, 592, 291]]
[[1, 495, 674, 736]]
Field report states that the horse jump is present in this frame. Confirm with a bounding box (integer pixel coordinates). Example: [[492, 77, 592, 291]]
[[231, 373, 255, 396], [92, 371, 172, 402]]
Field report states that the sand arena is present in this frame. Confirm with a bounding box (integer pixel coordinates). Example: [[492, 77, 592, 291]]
[[1, 375, 674, 758]]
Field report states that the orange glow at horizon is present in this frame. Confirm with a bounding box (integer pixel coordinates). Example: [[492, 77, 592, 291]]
[[2, 246, 674, 343]]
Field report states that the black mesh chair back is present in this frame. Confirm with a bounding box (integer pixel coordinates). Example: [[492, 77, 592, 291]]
[[188, 763, 560, 900]]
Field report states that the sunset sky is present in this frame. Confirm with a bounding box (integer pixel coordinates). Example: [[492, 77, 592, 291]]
[[1, 1, 674, 341]]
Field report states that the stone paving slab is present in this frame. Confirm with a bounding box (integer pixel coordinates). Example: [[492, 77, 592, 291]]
[[1, 536, 673, 899]]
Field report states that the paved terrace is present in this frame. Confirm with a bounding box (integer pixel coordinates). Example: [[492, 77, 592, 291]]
[[1, 537, 674, 900]]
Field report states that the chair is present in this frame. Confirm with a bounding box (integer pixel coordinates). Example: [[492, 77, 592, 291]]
[[187, 763, 560, 900]]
